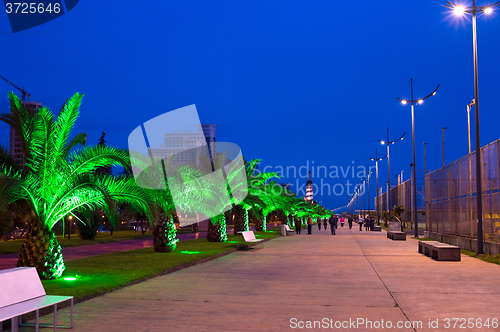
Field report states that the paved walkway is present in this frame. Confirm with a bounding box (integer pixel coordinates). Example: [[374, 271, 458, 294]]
[[19, 226, 500, 331]]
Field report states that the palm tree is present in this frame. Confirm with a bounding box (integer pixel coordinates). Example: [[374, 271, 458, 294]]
[[381, 210, 390, 228], [393, 205, 405, 231], [0, 93, 153, 279]]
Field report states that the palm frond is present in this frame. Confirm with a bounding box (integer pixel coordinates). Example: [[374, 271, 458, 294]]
[[0, 144, 19, 173], [52, 93, 84, 161]]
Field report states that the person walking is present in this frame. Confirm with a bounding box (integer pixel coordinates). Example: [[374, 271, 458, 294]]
[[323, 218, 328, 230], [295, 217, 301, 235], [359, 216, 363, 231], [340, 217, 345, 228], [328, 215, 336, 235], [307, 216, 313, 235], [364, 216, 370, 231], [317, 217, 322, 231], [348, 217, 353, 229]]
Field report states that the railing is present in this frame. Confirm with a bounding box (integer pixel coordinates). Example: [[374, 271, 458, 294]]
[[425, 139, 500, 242], [375, 171, 425, 227]]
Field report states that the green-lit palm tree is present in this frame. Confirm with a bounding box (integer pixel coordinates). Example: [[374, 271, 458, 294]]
[[0, 93, 154, 279]]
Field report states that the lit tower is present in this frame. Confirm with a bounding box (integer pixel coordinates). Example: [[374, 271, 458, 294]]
[[306, 171, 313, 201]]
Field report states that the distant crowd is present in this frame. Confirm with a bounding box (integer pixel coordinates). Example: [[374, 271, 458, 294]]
[[294, 214, 377, 235]]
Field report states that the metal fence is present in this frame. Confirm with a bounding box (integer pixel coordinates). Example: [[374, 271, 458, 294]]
[[425, 139, 500, 242], [375, 171, 425, 226]]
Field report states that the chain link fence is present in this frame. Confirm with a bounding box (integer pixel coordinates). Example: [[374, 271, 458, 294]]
[[375, 172, 425, 228], [425, 139, 500, 243]]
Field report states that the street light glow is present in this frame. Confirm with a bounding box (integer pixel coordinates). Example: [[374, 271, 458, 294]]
[[380, 141, 385, 144], [401, 100, 407, 105], [484, 7, 493, 14], [453, 5, 466, 15], [432, 91, 437, 96], [418, 99, 423, 104]]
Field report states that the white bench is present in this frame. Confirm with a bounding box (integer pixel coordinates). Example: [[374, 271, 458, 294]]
[[0, 267, 74, 332], [241, 231, 264, 243], [284, 225, 295, 236]]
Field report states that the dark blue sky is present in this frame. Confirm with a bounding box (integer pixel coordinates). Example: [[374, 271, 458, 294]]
[[1, 0, 500, 210]]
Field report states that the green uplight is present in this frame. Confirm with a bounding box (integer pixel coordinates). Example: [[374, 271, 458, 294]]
[[227, 241, 240, 243], [63, 277, 77, 281], [180, 251, 201, 255]]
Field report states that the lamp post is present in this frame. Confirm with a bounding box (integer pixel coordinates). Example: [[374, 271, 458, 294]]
[[68, 215, 73, 240], [379, 128, 405, 215], [423, 142, 428, 176], [397, 78, 440, 238], [467, 99, 475, 155], [444, 1, 499, 253], [370, 148, 387, 225], [443, 127, 447, 168]]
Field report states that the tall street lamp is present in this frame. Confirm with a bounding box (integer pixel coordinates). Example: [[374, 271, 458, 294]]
[[397, 78, 440, 238], [467, 99, 475, 155], [444, 1, 500, 253], [443, 127, 447, 168], [379, 128, 405, 215], [370, 148, 387, 225], [423, 142, 428, 176]]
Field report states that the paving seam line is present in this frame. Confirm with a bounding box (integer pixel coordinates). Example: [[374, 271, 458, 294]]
[[18, 234, 279, 323], [351, 233, 418, 332]]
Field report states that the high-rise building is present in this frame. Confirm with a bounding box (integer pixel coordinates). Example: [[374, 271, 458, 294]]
[[148, 124, 217, 167], [9, 100, 42, 169]]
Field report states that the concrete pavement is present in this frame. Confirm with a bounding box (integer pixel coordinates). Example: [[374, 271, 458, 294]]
[[19, 226, 500, 331]]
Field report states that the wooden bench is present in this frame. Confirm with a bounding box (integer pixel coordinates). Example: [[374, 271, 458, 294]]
[[387, 231, 406, 241], [0, 267, 74, 332], [284, 225, 295, 236], [418, 241, 461, 261]]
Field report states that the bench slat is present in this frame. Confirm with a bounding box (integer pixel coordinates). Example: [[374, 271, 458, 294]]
[[0, 295, 73, 321]]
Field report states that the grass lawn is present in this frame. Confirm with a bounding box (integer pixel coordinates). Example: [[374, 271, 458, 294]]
[[461, 249, 500, 266], [42, 230, 280, 302], [0, 230, 154, 255], [410, 237, 434, 241]]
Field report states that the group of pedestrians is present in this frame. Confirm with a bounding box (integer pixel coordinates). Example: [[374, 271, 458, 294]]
[[358, 215, 376, 231], [326, 215, 353, 235], [293, 215, 357, 235]]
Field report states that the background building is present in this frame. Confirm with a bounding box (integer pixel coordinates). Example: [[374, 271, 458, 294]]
[[148, 124, 217, 168], [9, 100, 42, 169]]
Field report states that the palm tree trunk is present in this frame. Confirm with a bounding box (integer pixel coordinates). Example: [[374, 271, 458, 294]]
[[254, 212, 264, 231], [233, 205, 246, 235], [153, 215, 178, 252], [17, 221, 65, 280], [207, 214, 227, 242]]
